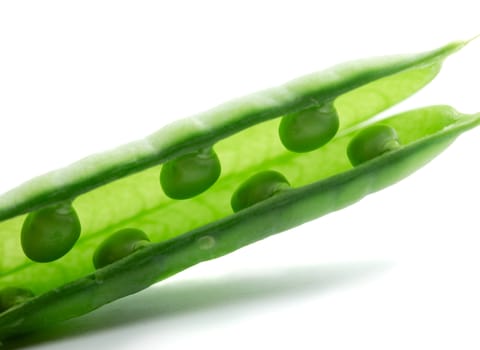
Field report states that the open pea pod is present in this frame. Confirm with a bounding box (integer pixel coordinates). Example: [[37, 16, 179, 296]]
[[1, 40, 478, 340]]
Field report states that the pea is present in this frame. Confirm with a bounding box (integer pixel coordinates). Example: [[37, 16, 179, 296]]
[[0, 287, 34, 313], [93, 228, 150, 269], [347, 124, 401, 166], [279, 104, 339, 153], [21, 202, 81, 262], [0, 40, 476, 340], [160, 148, 221, 199], [231, 171, 290, 212]]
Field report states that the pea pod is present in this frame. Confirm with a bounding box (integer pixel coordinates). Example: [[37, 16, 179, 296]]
[[0, 40, 478, 341]]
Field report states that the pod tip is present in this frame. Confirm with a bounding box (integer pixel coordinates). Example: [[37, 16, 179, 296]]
[[465, 33, 480, 45]]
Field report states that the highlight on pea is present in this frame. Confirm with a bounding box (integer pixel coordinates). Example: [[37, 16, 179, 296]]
[[21, 201, 81, 263], [279, 103, 340, 153], [231, 170, 291, 212], [160, 147, 221, 199], [93, 228, 151, 269], [347, 124, 401, 166]]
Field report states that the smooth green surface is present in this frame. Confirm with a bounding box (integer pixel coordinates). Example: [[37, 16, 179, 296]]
[[0, 41, 475, 340], [160, 148, 221, 199], [279, 103, 339, 152], [0, 287, 34, 313], [347, 124, 401, 166], [93, 228, 150, 269], [20, 202, 81, 263], [231, 171, 291, 212]]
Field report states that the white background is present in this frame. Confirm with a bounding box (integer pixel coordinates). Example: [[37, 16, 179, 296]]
[[1, 1, 480, 349]]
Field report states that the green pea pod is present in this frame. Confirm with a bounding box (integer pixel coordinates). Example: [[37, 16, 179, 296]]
[[0, 40, 478, 341]]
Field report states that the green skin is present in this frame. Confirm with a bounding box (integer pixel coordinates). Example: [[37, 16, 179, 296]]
[[160, 148, 221, 199], [20, 202, 81, 263], [0, 40, 478, 341], [231, 171, 291, 212], [0, 287, 34, 313], [347, 124, 401, 166], [279, 103, 340, 153], [93, 228, 150, 269]]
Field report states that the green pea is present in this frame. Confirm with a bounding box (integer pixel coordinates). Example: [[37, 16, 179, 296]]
[[231, 171, 291, 212], [0, 287, 34, 313], [21, 202, 81, 263], [347, 124, 401, 166], [279, 104, 339, 153], [93, 228, 150, 269], [160, 148, 221, 199]]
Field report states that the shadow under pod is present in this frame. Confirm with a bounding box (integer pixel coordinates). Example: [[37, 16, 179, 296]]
[[6, 260, 393, 349]]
